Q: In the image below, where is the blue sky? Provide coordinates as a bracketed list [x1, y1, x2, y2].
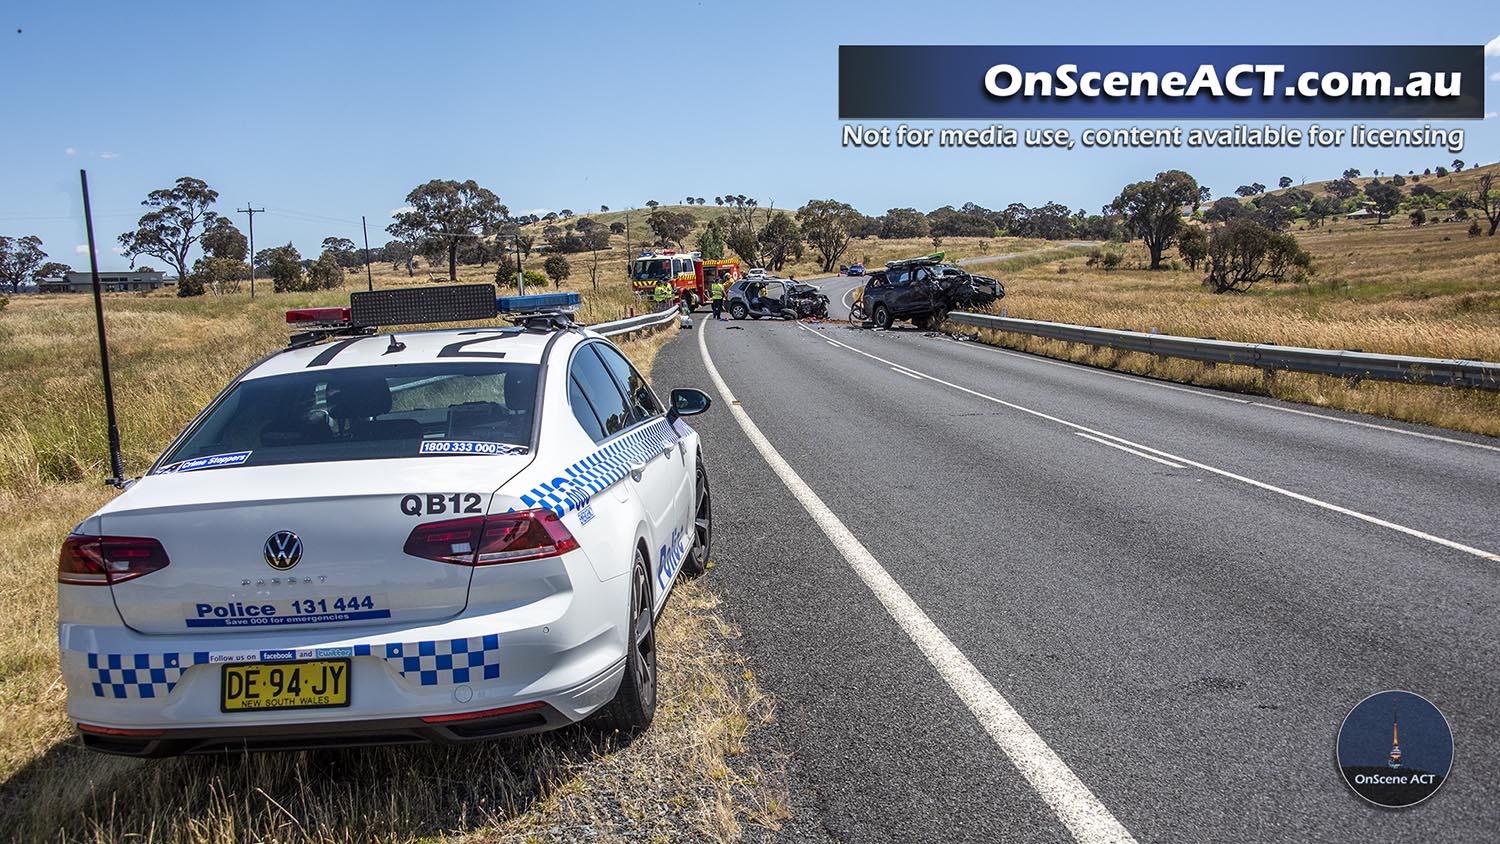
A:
[2, 1, 1496, 271]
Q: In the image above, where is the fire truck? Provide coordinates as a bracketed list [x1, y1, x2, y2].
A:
[630, 250, 741, 310]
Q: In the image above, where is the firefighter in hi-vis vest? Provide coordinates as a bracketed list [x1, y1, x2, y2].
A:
[652, 278, 672, 305]
[710, 271, 728, 320]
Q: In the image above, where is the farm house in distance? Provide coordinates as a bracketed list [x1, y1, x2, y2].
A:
[36, 270, 172, 293]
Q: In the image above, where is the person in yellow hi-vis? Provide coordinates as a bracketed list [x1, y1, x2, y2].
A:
[652, 279, 672, 305]
[709, 272, 728, 321]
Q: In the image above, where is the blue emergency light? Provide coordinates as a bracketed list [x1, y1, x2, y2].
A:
[497, 292, 581, 314]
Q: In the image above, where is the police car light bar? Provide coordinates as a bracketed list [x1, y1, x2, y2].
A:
[285, 287, 586, 347]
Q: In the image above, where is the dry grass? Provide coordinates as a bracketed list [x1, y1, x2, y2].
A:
[956, 222, 1500, 436]
[0, 281, 785, 843]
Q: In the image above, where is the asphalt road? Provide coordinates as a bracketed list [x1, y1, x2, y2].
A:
[652, 315, 1500, 843]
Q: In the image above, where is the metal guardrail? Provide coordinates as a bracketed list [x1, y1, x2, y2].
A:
[589, 305, 678, 340]
[946, 312, 1500, 391]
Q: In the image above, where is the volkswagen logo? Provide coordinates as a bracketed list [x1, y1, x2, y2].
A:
[263, 531, 303, 570]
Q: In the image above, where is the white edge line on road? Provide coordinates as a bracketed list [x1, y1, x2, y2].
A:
[948, 328, 1500, 453]
[1074, 432, 1185, 469]
[701, 322, 1137, 844]
[890, 366, 924, 379]
[805, 324, 1500, 562]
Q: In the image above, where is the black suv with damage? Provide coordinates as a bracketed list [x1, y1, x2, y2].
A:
[858, 254, 1004, 329]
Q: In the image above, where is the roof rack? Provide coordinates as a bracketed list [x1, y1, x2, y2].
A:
[885, 251, 946, 268]
[283, 285, 583, 347]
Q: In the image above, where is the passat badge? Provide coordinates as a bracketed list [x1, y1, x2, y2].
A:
[263, 531, 303, 570]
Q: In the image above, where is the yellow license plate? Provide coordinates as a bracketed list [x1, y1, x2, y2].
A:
[220, 659, 350, 712]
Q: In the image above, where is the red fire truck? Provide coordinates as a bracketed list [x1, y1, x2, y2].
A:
[630, 250, 742, 310]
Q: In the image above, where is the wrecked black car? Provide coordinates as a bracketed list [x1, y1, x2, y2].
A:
[855, 253, 1004, 329]
[726, 278, 831, 320]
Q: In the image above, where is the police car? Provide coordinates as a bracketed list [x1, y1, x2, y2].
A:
[57, 286, 714, 756]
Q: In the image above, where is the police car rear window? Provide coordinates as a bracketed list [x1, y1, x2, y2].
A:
[155, 362, 538, 473]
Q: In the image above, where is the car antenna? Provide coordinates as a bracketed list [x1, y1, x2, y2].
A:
[384, 333, 406, 354]
[80, 169, 126, 489]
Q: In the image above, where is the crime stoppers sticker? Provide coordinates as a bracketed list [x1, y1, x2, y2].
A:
[1336, 690, 1453, 808]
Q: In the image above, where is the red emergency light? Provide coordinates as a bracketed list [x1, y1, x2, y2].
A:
[285, 306, 352, 325]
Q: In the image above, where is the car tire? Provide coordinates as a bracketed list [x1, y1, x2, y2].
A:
[729, 302, 748, 320]
[595, 548, 657, 733]
[873, 304, 893, 330]
[683, 462, 711, 577]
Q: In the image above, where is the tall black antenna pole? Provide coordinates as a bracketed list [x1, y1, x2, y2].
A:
[361, 215, 374, 292]
[515, 233, 525, 296]
[81, 170, 125, 488]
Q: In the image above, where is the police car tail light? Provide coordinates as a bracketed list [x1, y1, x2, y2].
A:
[475, 510, 579, 564]
[403, 511, 578, 566]
[58, 534, 170, 585]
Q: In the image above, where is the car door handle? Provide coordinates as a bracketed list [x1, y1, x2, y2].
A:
[628, 461, 646, 482]
[660, 441, 675, 457]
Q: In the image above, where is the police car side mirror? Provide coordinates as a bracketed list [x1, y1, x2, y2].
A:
[668, 388, 712, 421]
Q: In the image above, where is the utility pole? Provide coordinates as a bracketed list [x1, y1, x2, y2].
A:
[361, 215, 374, 292]
[237, 205, 264, 297]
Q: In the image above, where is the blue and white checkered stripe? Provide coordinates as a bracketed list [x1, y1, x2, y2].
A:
[84, 634, 502, 698]
[87, 651, 198, 700]
[374, 634, 501, 686]
[519, 418, 680, 518]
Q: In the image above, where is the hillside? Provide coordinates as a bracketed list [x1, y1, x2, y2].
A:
[1257, 159, 1499, 201]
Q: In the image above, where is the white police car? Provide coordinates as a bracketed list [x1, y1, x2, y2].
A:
[57, 287, 713, 755]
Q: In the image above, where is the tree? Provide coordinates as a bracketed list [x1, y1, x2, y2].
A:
[600, 205, 609, 213]
[542, 254, 570, 288]
[1278, 176, 1294, 189]
[307, 252, 345, 289]
[321, 236, 359, 267]
[1204, 197, 1247, 224]
[1306, 196, 1339, 228]
[645, 200, 659, 209]
[1409, 209, 1426, 226]
[1198, 186, 1213, 205]
[1365, 182, 1403, 224]
[646, 208, 695, 248]
[1203, 218, 1312, 293]
[1328, 178, 1360, 200]
[192, 256, 248, 295]
[879, 207, 929, 239]
[1251, 192, 1301, 231]
[383, 240, 413, 275]
[1110, 170, 1199, 270]
[497, 266, 547, 289]
[757, 212, 803, 271]
[796, 199, 861, 273]
[1177, 225, 1208, 270]
[695, 219, 727, 259]
[609, 222, 625, 235]
[267, 243, 304, 292]
[1452, 160, 1465, 173]
[117, 176, 221, 286]
[388, 179, 507, 280]
[36, 260, 72, 281]
[1474, 174, 1499, 236]
[1234, 183, 1265, 197]
[0, 235, 46, 292]
[201, 218, 248, 261]
[1435, 166, 1449, 178]
[1343, 168, 1361, 180]
[714, 197, 723, 206]
[1391, 174, 1406, 186]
